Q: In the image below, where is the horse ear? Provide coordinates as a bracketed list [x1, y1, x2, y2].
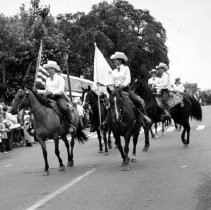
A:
[107, 87, 111, 94]
[24, 87, 29, 94]
[81, 87, 85, 92]
[88, 85, 91, 91]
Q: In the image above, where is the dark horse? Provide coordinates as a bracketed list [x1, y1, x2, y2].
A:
[107, 87, 143, 169]
[82, 86, 112, 153]
[133, 78, 202, 145]
[132, 79, 164, 150]
[11, 88, 88, 175]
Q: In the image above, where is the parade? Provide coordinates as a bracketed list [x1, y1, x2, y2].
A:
[0, 0, 211, 210]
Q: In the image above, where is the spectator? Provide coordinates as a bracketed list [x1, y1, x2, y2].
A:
[0, 114, 8, 153]
[73, 97, 85, 129]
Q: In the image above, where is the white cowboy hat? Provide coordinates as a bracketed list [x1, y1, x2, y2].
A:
[156, 62, 169, 71]
[175, 77, 181, 81]
[43, 60, 61, 72]
[151, 69, 157, 73]
[110, 52, 128, 62]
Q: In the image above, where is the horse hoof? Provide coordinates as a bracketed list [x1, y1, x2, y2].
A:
[108, 144, 113, 149]
[104, 152, 109, 156]
[98, 150, 103, 153]
[122, 164, 131, 171]
[67, 161, 74, 167]
[58, 165, 65, 171]
[143, 146, 149, 151]
[43, 171, 49, 176]
[131, 156, 137, 162]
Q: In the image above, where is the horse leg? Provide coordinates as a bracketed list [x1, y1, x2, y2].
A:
[96, 129, 103, 153]
[181, 120, 190, 145]
[54, 138, 65, 171]
[149, 123, 155, 138]
[143, 125, 150, 151]
[114, 135, 125, 164]
[61, 136, 72, 167]
[131, 132, 139, 162]
[186, 122, 191, 145]
[155, 122, 158, 136]
[162, 120, 165, 133]
[36, 135, 49, 175]
[122, 133, 131, 170]
[181, 124, 187, 145]
[108, 128, 113, 149]
[69, 135, 75, 166]
[102, 130, 108, 154]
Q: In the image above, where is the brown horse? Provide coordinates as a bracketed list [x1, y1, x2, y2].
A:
[10, 88, 87, 175]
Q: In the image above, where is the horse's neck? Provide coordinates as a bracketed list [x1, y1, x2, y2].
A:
[136, 87, 155, 104]
[28, 93, 47, 122]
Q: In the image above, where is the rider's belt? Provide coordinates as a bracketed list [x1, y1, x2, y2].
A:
[47, 94, 61, 100]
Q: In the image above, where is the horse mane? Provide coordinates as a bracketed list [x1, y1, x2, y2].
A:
[31, 91, 52, 108]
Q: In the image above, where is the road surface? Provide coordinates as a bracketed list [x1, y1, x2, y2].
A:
[0, 106, 210, 210]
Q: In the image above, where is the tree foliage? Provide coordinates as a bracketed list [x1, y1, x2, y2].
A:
[0, 0, 169, 102]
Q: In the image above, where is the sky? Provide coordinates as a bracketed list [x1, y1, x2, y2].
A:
[0, 0, 211, 89]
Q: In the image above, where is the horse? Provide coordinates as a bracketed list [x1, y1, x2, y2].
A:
[133, 78, 202, 145]
[10, 88, 88, 175]
[131, 79, 164, 150]
[82, 86, 112, 153]
[107, 87, 143, 170]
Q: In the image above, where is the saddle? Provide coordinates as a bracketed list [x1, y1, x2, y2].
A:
[156, 92, 184, 109]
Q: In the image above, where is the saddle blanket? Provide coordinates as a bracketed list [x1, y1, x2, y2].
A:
[156, 93, 183, 109]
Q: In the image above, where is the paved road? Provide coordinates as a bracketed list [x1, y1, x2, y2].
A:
[0, 106, 210, 210]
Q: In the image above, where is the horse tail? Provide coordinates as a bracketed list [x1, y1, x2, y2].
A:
[76, 124, 88, 143]
[186, 95, 202, 121]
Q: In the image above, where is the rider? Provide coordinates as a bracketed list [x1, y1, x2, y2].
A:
[172, 77, 185, 93]
[155, 62, 171, 117]
[105, 51, 151, 126]
[148, 69, 160, 94]
[34, 60, 74, 133]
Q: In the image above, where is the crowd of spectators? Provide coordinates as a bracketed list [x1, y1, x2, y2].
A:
[0, 104, 35, 153]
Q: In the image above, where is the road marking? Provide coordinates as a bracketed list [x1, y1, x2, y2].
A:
[196, 125, 205, 130]
[180, 165, 187, 168]
[4, 164, 12, 167]
[26, 168, 96, 210]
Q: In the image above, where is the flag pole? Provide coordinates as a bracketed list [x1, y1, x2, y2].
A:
[65, 52, 72, 102]
[94, 43, 102, 125]
[33, 40, 43, 88]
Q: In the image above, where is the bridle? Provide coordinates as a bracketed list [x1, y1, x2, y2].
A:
[17, 90, 28, 113]
[112, 92, 125, 123]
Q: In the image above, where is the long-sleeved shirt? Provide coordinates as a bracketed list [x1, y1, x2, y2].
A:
[110, 64, 131, 87]
[156, 72, 171, 91]
[172, 83, 185, 93]
[148, 76, 160, 87]
[37, 73, 65, 95]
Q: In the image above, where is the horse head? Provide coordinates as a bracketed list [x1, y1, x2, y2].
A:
[82, 85, 97, 109]
[107, 87, 125, 122]
[10, 88, 30, 114]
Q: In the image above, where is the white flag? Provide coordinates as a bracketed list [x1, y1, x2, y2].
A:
[94, 43, 113, 86]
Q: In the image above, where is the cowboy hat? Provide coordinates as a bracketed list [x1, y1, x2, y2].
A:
[43, 60, 61, 72]
[156, 62, 169, 71]
[110, 52, 128, 62]
[151, 69, 157, 73]
[175, 77, 181, 81]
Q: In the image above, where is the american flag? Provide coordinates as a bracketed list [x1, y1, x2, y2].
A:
[34, 41, 49, 89]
